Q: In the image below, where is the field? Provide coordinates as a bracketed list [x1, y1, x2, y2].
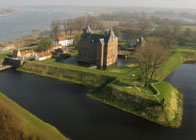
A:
[182, 25, 196, 31]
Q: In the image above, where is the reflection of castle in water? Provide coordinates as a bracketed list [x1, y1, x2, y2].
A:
[76, 26, 118, 68]
[58, 55, 133, 70]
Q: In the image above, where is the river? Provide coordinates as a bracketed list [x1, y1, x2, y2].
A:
[0, 7, 85, 42]
[0, 64, 196, 140]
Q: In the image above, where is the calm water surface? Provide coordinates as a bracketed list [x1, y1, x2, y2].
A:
[59, 55, 133, 69]
[0, 64, 196, 140]
[0, 8, 85, 42]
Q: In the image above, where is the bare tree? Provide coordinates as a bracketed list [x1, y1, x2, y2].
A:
[67, 19, 74, 36]
[134, 42, 168, 87]
[138, 18, 151, 35]
[156, 20, 182, 49]
[62, 19, 69, 35]
[50, 20, 61, 39]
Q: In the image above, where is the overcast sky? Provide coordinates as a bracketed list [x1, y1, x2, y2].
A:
[1, 0, 196, 9]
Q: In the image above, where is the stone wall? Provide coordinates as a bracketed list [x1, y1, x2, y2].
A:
[0, 58, 4, 68]
[4, 58, 24, 68]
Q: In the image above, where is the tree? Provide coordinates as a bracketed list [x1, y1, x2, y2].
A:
[37, 39, 53, 52]
[62, 19, 69, 35]
[178, 28, 194, 45]
[138, 18, 151, 35]
[50, 20, 61, 39]
[67, 19, 74, 36]
[134, 42, 168, 87]
[156, 20, 182, 49]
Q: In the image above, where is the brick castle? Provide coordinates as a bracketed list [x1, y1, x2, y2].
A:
[77, 26, 118, 67]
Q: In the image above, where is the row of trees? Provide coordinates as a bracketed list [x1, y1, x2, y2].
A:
[50, 16, 104, 39]
[154, 20, 196, 47]
[154, 20, 182, 49]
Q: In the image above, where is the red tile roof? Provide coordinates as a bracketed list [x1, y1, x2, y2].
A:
[21, 50, 34, 56]
[56, 36, 72, 42]
[37, 51, 52, 58]
[13, 49, 34, 56]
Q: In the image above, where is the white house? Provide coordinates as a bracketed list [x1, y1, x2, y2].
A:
[34, 51, 52, 61]
[52, 36, 73, 47]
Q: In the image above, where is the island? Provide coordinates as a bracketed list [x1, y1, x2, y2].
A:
[1, 9, 196, 139]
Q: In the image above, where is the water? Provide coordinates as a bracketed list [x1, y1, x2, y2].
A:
[0, 64, 196, 140]
[59, 55, 133, 69]
[0, 7, 85, 42]
[0, 46, 3, 50]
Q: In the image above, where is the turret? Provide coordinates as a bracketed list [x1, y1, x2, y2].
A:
[83, 25, 93, 34]
[139, 34, 145, 43]
[108, 29, 118, 40]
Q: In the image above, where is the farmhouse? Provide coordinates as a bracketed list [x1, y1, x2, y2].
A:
[77, 26, 118, 67]
[12, 49, 35, 60]
[52, 36, 73, 47]
[34, 51, 52, 61]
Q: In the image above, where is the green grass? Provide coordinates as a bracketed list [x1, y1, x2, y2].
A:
[68, 50, 78, 56]
[153, 81, 183, 127]
[18, 61, 115, 87]
[0, 92, 69, 140]
[182, 25, 196, 31]
[88, 80, 182, 127]
[146, 36, 160, 41]
[155, 52, 184, 80]
[0, 52, 12, 58]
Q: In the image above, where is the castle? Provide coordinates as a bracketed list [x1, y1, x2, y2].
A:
[77, 26, 118, 67]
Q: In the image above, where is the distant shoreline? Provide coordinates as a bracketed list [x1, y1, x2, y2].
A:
[0, 10, 20, 17]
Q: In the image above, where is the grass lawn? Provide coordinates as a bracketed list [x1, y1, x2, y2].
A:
[153, 81, 183, 127]
[0, 52, 12, 58]
[146, 36, 160, 41]
[182, 25, 196, 31]
[155, 52, 184, 80]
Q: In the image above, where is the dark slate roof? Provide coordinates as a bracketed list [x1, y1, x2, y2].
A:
[80, 26, 117, 45]
[83, 25, 93, 34]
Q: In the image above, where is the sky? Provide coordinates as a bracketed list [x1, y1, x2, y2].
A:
[1, 0, 196, 9]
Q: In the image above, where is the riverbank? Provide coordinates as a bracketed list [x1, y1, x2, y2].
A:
[18, 61, 115, 87]
[0, 10, 19, 17]
[88, 80, 183, 127]
[0, 92, 69, 140]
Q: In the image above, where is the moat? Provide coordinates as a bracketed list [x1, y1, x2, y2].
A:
[58, 55, 133, 69]
[0, 63, 196, 140]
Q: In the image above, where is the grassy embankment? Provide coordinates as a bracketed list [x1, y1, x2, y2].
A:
[17, 48, 193, 127]
[88, 79, 183, 127]
[0, 92, 69, 140]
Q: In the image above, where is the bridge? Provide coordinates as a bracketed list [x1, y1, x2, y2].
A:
[118, 53, 128, 59]
[0, 58, 24, 72]
[0, 65, 12, 71]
